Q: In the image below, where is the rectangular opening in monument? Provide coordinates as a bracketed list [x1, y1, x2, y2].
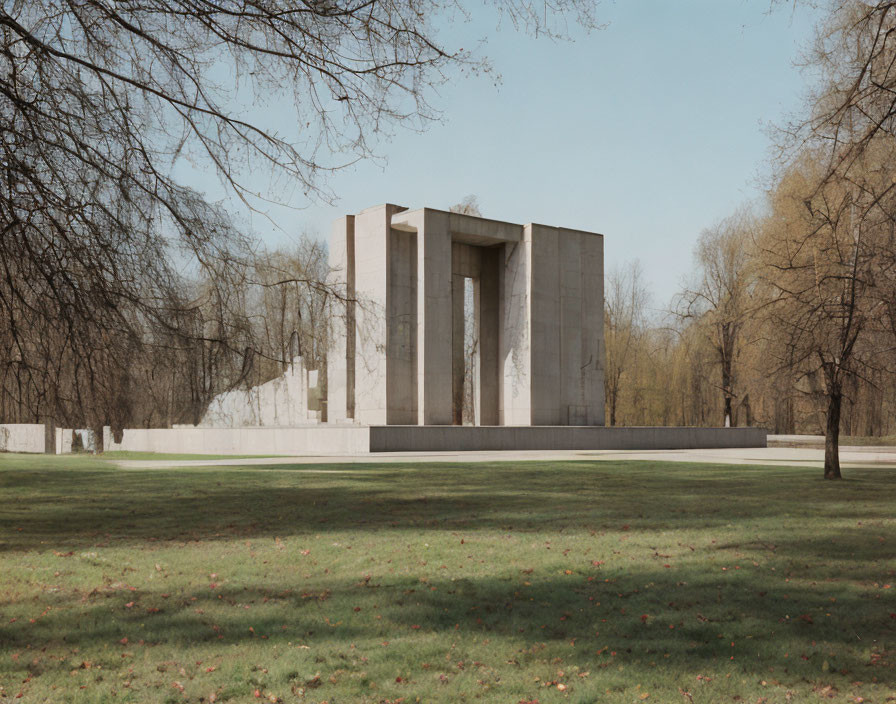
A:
[462, 276, 478, 425]
[451, 275, 483, 425]
[451, 241, 501, 426]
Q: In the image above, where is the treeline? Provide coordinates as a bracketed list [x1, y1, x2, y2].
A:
[606, 2, 896, 476]
[0, 234, 330, 435]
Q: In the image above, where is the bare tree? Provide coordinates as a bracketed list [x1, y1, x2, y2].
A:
[604, 260, 648, 426]
[676, 209, 757, 427]
[759, 153, 881, 479]
[0, 1, 598, 433]
[761, 0, 896, 477]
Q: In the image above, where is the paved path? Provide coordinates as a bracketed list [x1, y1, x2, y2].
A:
[112, 445, 896, 470]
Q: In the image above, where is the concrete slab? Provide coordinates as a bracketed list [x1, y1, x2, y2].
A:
[368, 425, 765, 452]
[0, 424, 47, 453]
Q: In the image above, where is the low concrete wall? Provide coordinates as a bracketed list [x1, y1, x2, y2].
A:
[104, 425, 370, 456]
[368, 426, 767, 452]
[0, 424, 47, 453]
[100, 424, 766, 456]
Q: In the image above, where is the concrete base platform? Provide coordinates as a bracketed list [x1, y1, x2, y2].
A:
[369, 425, 765, 452]
[104, 425, 370, 456]
[104, 424, 766, 455]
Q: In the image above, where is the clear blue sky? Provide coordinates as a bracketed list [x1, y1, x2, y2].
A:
[176, 1, 822, 308]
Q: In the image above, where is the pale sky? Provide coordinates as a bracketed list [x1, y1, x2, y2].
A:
[174, 1, 822, 309]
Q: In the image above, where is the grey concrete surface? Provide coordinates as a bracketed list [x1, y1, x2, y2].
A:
[368, 425, 766, 452]
[0, 423, 46, 453]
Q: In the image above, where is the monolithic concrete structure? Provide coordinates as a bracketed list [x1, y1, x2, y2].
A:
[327, 205, 605, 427]
[60, 204, 768, 457]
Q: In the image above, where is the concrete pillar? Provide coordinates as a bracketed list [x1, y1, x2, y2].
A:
[559, 229, 585, 424]
[386, 227, 417, 424]
[353, 205, 394, 425]
[530, 225, 562, 425]
[326, 215, 355, 422]
[415, 210, 453, 425]
[578, 230, 605, 425]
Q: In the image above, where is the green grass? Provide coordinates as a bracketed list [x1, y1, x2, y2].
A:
[0, 454, 893, 703]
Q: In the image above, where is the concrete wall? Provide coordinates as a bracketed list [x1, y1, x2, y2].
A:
[414, 209, 454, 425]
[368, 426, 767, 452]
[101, 424, 765, 455]
[327, 215, 355, 422]
[199, 357, 319, 427]
[104, 425, 370, 456]
[529, 225, 604, 426]
[0, 424, 47, 453]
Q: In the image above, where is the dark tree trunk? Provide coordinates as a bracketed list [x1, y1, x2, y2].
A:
[824, 391, 843, 480]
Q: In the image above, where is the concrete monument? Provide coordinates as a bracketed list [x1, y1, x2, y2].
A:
[327, 204, 605, 427]
[95, 204, 768, 455]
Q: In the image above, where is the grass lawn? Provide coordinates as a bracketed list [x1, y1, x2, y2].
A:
[0, 454, 893, 703]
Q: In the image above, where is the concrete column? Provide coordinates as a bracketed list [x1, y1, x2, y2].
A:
[386, 228, 417, 424]
[500, 234, 532, 425]
[477, 247, 501, 425]
[530, 224, 562, 425]
[416, 210, 453, 425]
[578, 230, 605, 425]
[451, 273, 465, 425]
[559, 229, 585, 424]
[353, 205, 394, 425]
[326, 216, 354, 422]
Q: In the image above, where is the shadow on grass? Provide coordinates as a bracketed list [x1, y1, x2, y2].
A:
[0, 461, 894, 553]
[1, 459, 894, 696]
[1, 563, 893, 686]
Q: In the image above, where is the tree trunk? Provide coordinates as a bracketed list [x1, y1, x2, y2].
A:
[824, 391, 843, 480]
